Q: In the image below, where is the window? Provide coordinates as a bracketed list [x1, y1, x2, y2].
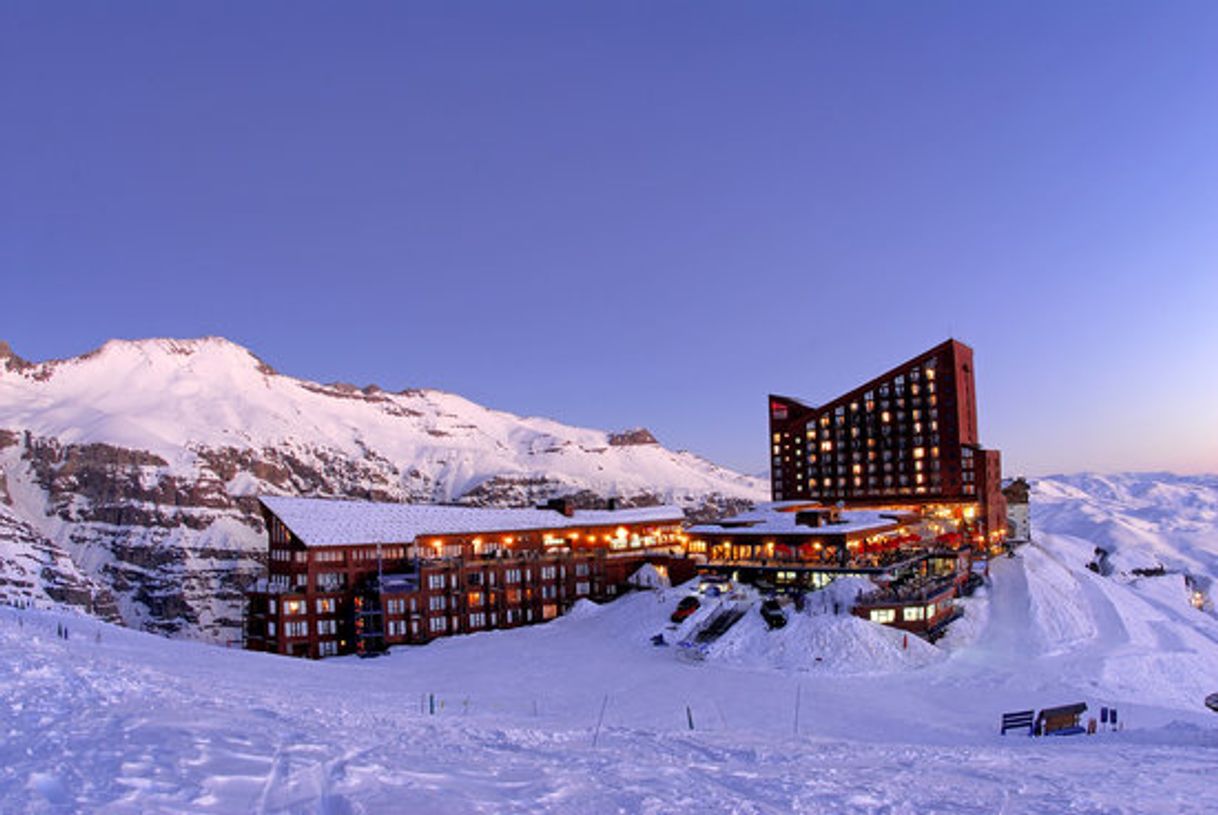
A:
[468, 612, 486, 628]
[506, 588, 522, 604]
[428, 573, 446, 590]
[869, 609, 896, 624]
[284, 620, 308, 638]
[467, 591, 484, 608]
[902, 606, 925, 622]
[316, 572, 343, 591]
[319, 641, 338, 657]
[505, 569, 521, 584]
[317, 619, 337, 635]
[429, 596, 447, 611]
[316, 598, 336, 614]
[267, 621, 277, 637]
[283, 600, 303, 616]
[429, 617, 447, 633]
[575, 581, 591, 595]
[575, 563, 589, 577]
[542, 604, 559, 620]
[541, 566, 557, 581]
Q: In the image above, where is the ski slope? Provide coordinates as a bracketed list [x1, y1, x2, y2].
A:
[4, 550, 1217, 813]
[4, 472, 1218, 812]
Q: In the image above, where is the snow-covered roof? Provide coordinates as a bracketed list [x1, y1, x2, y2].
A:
[687, 506, 900, 538]
[260, 496, 685, 548]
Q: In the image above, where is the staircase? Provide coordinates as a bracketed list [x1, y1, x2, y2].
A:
[677, 601, 751, 660]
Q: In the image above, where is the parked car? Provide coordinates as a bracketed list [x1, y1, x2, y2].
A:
[760, 599, 787, 630]
[697, 575, 733, 596]
[671, 596, 701, 623]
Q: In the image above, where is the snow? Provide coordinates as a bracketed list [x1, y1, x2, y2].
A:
[4, 403, 1218, 814]
[259, 495, 685, 548]
[0, 337, 768, 503]
[687, 505, 900, 537]
[6, 467, 1218, 814]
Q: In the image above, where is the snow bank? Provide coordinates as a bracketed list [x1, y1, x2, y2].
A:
[707, 603, 943, 674]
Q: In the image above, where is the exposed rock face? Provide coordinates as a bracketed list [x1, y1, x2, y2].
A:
[0, 337, 767, 642]
[0, 506, 122, 621]
[0, 341, 34, 374]
[608, 428, 660, 446]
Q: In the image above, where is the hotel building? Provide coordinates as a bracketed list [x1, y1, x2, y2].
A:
[767, 339, 1007, 552]
[244, 496, 690, 659]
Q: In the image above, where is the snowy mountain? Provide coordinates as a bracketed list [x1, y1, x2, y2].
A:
[0, 337, 765, 640]
[1034, 472, 1218, 582]
[4, 472, 1218, 813]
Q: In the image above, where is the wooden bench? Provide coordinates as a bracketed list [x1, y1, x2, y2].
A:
[1001, 709, 1035, 735]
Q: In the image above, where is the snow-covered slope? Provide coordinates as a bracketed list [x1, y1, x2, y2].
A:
[1017, 473, 1218, 711]
[0, 337, 765, 639]
[4, 551, 1217, 813]
[4, 470, 1216, 812]
[1034, 472, 1218, 581]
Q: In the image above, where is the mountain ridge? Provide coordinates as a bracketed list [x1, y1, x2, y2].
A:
[0, 335, 765, 641]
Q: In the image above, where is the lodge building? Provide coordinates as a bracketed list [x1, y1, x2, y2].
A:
[687, 501, 974, 637]
[243, 339, 1008, 655]
[244, 496, 692, 659]
[678, 338, 1007, 638]
[767, 339, 1007, 554]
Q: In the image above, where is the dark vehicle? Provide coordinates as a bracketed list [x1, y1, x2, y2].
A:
[671, 596, 701, 624]
[760, 599, 787, 630]
[1205, 692, 1218, 713]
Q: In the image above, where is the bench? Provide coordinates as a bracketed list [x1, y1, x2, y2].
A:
[1001, 709, 1035, 735]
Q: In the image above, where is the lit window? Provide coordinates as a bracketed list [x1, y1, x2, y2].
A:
[869, 609, 896, 624]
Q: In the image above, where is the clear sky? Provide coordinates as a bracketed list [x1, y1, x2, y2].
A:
[3, 2, 1216, 477]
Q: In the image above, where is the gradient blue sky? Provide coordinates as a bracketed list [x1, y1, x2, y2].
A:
[3, 2, 1217, 476]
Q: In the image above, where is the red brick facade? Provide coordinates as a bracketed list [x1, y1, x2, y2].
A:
[767, 339, 1006, 548]
[244, 502, 692, 659]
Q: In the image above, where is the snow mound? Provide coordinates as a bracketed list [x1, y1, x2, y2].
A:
[706, 603, 944, 675]
[628, 562, 670, 589]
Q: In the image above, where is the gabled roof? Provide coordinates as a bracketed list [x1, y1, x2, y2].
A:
[259, 495, 685, 548]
